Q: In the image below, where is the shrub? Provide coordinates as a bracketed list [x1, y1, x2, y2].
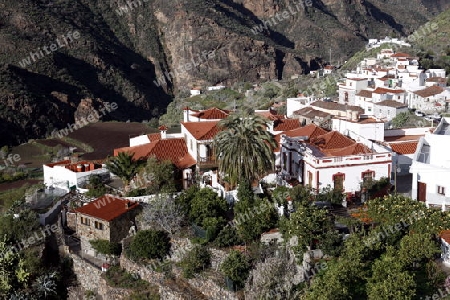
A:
[89, 239, 122, 256]
[180, 245, 211, 278]
[129, 230, 171, 261]
[214, 226, 242, 247]
[220, 250, 251, 290]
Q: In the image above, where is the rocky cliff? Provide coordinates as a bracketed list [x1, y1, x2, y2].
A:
[0, 0, 448, 145]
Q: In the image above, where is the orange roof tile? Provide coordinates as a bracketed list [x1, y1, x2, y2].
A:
[356, 90, 373, 98]
[182, 121, 221, 140]
[389, 141, 418, 155]
[372, 87, 405, 94]
[375, 100, 407, 108]
[413, 86, 445, 98]
[310, 131, 354, 150]
[147, 133, 161, 142]
[391, 52, 411, 58]
[426, 77, 447, 83]
[441, 230, 450, 244]
[75, 195, 139, 221]
[114, 138, 196, 169]
[325, 143, 372, 156]
[284, 124, 328, 140]
[273, 119, 301, 131]
[191, 108, 230, 120]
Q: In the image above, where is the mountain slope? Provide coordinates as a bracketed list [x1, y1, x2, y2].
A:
[0, 0, 449, 146]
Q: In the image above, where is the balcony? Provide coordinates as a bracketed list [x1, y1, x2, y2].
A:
[197, 156, 217, 169]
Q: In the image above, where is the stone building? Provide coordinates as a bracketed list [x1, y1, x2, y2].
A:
[74, 195, 140, 256]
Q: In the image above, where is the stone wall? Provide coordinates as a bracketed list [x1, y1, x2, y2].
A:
[70, 253, 102, 293]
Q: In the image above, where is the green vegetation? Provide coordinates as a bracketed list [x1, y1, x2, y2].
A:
[85, 175, 108, 198]
[104, 266, 160, 299]
[89, 239, 122, 256]
[105, 152, 140, 187]
[214, 114, 277, 186]
[220, 250, 251, 290]
[180, 245, 211, 279]
[129, 230, 171, 261]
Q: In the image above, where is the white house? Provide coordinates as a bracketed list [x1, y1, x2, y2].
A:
[190, 88, 202, 96]
[373, 100, 408, 121]
[407, 86, 450, 111]
[278, 124, 392, 194]
[410, 118, 450, 210]
[43, 159, 110, 192]
[286, 96, 315, 117]
[332, 116, 385, 142]
[338, 78, 369, 105]
[207, 85, 226, 91]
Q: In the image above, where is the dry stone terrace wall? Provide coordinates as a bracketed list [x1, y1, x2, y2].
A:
[70, 253, 102, 293]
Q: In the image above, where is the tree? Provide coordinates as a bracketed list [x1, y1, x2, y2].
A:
[105, 152, 139, 187]
[391, 111, 410, 128]
[245, 250, 300, 300]
[214, 114, 277, 186]
[140, 195, 185, 236]
[180, 245, 211, 278]
[220, 250, 250, 290]
[89, 239, 121, 256]
[134, 157, 176, 194]
[129, 230, 171, 261]
[85, 175, 107, 198]
[189, 188, 228, 227]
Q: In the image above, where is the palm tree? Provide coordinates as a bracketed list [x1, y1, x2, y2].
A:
[105, 152, 139, 187]
[214, 114, 277, 187]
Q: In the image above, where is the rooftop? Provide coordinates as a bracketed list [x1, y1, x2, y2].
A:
[413, 86, 445, 98]
[75, 195, 139, 222]
[388, 141, 418, 155]
[273, 119, 301, 131]
[375, 100, 408, 108]
[181, 121, 221, 140]
[114, 138, 196, 169]
[191, 108, 230, 120]
[310, 101, 364, 113]
[372, 87, 405, 94]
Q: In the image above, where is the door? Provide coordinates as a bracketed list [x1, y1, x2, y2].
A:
[417, 182, 426, 202]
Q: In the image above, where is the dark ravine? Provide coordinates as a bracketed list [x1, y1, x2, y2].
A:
[0, 0, 449, 146]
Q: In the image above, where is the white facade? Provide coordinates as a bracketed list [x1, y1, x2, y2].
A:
[410, 118, 450, 211]
[207, 85, 226, 91]
[130, 135, 151, 147]
[43, 161, 110, 192]
[338, 78, 369, 105]
[373, 102, 408, 121]
[286, 96, 315, 117]
[332, 118, 385, 142]
[190, 89, 201, 96]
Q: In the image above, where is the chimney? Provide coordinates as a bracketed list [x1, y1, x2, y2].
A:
[158, 125, 168, 139]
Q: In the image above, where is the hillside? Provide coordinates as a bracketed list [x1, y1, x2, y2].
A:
[0, 0, 449, 146]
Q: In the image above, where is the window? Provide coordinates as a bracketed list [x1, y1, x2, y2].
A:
[81, 217, 90, 226]
[308, 171, 313, 187]
[344, 92, 349, 102]
[362, 170, 374, 185]
[333, 173, 345, 191]
[94, 221, 103, 230]
[438, 186, 446, 195]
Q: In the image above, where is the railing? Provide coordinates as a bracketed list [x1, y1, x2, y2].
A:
[197, 156, 217, 167]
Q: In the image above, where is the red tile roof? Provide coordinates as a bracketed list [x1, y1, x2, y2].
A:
[75, 195, 139, 221]
[356, 90, 373, 98]
[147, 133, 161, 142]
[284, 124, 328, 140]
[391, 52, 411, 58]
[389, 141, 418, 155]
[441, 230, 450, 244]
[375, 100, 407, 108]
[114, 138, 196, 169]
[310, 131, 355, 150]
[182, 121, 221, 140]
[426, 77, 447, 83]
[372, 87, 405, 94]
[191, 108, 230, 120]
[413, 86, 445, 98]
[324, 143, 372, 156]
[273, 119, 301, 131]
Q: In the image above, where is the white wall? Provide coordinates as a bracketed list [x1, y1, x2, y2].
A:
[181, 125, 198, 160]
[332, 118, 385, 142]
[304, 157, 391, 193]
[129, 135, 150, 147]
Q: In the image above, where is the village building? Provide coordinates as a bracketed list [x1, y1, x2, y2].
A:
[277, 124, 392, 195]
[43, 159, 109, 192]
[410, 118, 450, 211]
[74, 195, 140, 256]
